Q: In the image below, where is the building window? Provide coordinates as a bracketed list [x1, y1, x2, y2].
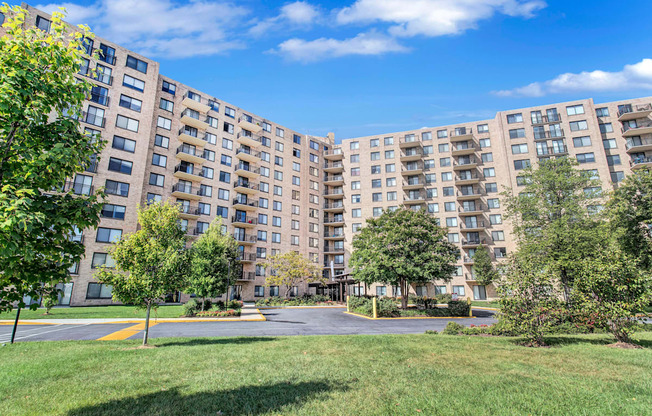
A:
[91, 252, 116, 269]
[86, 283, 113, 299]
[122, 74, 145, 92]
[606, 155, 621, 166]
[511, 143, 528, 154]
[107, 157, 132, 175]
[254, 286, 264, 297]
[376, 286, 387, 297]
[126, 55, 148, 73]
[572, 136, 592, 147]
[506, 113, 523, 124]
[154, 134, 169, 149]
[96, 227, 122, 243]
[152, 153, 167, 167]
[599, 123, 614, 134]
[610, 171, 625, 183]
[162, 81, 176, 95]
[566, 104, 584, 116]
[569, 120, 588, 131]
[149, 173, 165, 187]
[352, 208, 361, 218]
[112, 136, 136, 153]
[576, 153, 595, 164]
[159, 98, 174, 112]
[116, 115, 138, 132]
[101, 204, 126, 220]
[513, 159, 530, 170]
[596, 107, 609, 117]
[509, 128, 525, 139]
[36, 15, 51, 31]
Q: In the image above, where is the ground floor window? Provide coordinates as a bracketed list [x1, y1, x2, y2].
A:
[269, 286, 279, 297]
[86, 283, 112, 299]
[435, 285, 447, 295]
[376, 286, 386, 297]
[290, 286, 298, 297]
[254, 286, 264, 297]
[392, 286, 401, 297]
[352, 285, 365, 296]
[56, 283, 73, 305]
[415, 286, 427, 296]
[473, 285, 487, 300]
[452, 285, 465, 297]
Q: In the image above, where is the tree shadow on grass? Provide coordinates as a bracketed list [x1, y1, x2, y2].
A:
[153, 337, 278, 348]
[67, 380, 349, 416]
[507, 335, 652, 348]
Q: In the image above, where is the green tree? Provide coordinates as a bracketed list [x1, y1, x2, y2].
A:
[574, 245, 652, 344]
[471, 245, 499, 286]
[502, 157, 606, 303]
[263, 251, 323, 298]
[187, 217, 240, 310]
[349, 207, 458, 309]
[608, 169, 652, 270]
[96, 202, 189, 345]
[0, 6, 105, 317]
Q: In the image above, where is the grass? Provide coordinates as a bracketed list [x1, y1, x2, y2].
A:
[471, 300, 501, 309]
[1, 333, 651, 415]
[0, 305, 184, 320]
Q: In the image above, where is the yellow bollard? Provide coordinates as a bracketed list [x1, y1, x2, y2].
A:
[346, 295, 350, 312]
[467, 298, 472, 317]
[372, 297, 378, 319]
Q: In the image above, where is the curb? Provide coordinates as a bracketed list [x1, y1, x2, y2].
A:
[343, 311, 475, 320]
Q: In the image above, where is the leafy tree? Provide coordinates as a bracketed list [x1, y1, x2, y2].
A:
[186, 217, 240, 310]
[471, 245, 499, 286]
[0, 6, 105, 316]
[497, 253, 566, 347]
[263, 251, 322, 298]
[574, 246, 652, 344]
[502, 157, 606, 303]
[349, 207, 458, 309]
[96, 202, 189, 345]
[607, 169, 652, 270]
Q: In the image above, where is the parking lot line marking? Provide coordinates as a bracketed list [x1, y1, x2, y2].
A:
[0, 324, 92, 343]
[97, 322, 157, 341]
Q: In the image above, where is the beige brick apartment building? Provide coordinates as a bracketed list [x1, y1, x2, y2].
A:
[5, 5, 652, 305]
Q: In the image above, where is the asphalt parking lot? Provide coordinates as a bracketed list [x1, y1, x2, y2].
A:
[1, 307, 497, 343]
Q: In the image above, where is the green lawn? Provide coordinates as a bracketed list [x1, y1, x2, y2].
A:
[1, 333, 651, 415]
[471, 300, 501, 309]
[0, 305, 184, 320]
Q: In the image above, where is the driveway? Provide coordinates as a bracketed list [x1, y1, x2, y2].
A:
[1, 307, 497, 343]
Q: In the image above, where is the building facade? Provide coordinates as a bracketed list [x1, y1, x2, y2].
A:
[6, 5, 652, 305]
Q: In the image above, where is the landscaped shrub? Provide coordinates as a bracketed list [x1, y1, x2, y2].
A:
[227, 300, 243, 310]
[434, 293, 453, 304]
[442, 321, 466, 335]
[349, 296, 373, 310]
[377, 297, 400, 317]
[202, 299, 212, 311]
[447, 300, 470, 317]
[42, 297, 56, 314]
[196, 309, 240, 318]
[255, 295, 337, 307]
[425, 330, 438, 335]
[183, 299, 200, 317]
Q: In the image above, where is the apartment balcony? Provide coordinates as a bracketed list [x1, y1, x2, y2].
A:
[182, 92, 210, 113]
[400, 148, 423, 161]
[192, 227, 209, 236]
[324, 217, 345, 226]
[180, 109, 209, 130]
[403, 194, 426, 205]
[324, 148, 344, 161]
[232, 197, 258, 211]
[323, 188, 345, 199]
[465, 273, 480, 283]
[622, 122, 652, 137]
[461, 238, 486, 248]
[238, 115, 264, 133]
[455, 173, 482, 185]
[237, 252, 256, 263]
[172, 183, 201, 200]
[178, 128, 206, 147]
[399, 137, 422, 149]
[236, 132, 262, 148]
[451, 143, 478, 156]
[449, 128, 473, 142]
[534, 130, 565, 141]
[176, 146, 204, 164]
[461, 221, 487, 232]
[233, 233, 257, 245]
[235, 163, 260, 179]
[458, 204, 485, 216]
[323, 246, 345, 254]
[531, 114, 562, 125]
[231, 215, 258, 228]
[402, 179, 426, 190]
[401, 163, 424, 176]
[626, 139, 652, 153]
[631, 156, 652, 170]
[618, 103, 652, 121]
[324, 202, 345, 212]
[178, 205, 200, 220]
[238, 271, 256, 281]
[233, 180, 259, 195]
[323, 262, 345, 269]
[453, 158, 478, 170]
[235, 147, 262, 163]
[463, 257, 475, 265]
[324, 175, 344, 186]
[173, 164, 205, 182]
[324, 231, 345, 240]
[537, 146, 569, 158]
[324, 161, 344, 173]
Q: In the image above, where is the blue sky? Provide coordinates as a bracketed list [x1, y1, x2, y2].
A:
[35, 0, 652, 141]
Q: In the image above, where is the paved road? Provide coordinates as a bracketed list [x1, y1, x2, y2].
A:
[0, 308, 497, 343]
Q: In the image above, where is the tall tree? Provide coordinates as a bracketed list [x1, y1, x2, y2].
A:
[263, 251, 322, 298]
[607, 169, 652, 270]
[349, 207, 458, 309]
[186, 218, 240, 310]
[472, 245, 499, 286]
[0, 6, 104, 317]
[501, 157, 606, 303]
[96, 202, 189, 345]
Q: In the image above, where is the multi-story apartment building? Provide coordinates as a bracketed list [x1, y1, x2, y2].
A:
[6, 5, 652, 305]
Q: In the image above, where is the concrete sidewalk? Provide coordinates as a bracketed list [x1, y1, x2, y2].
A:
[0, 307, 266, 325]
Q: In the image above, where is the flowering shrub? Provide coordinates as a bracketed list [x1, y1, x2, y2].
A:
[255, 295, 336, 306]
[196, 309, 240, 318]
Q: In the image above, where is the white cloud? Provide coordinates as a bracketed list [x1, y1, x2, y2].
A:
[274, 31, 409, 62]
[337, 0, 546, 37]
[250, 1, 320, 37]
[494, 59, 652, 97]
[36, 0, 249, 58]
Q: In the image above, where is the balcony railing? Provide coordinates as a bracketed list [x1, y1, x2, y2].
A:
[233, 233, 257, 244]
[537, 145, 568, 156]
[454, 158, 477, 167]
[459, 203, 485, 212]
[240, 271, 256, 281]
[631, 156, 652, 166]
[324, 231, 345, 238]
[452, 143, 477, 152]
[237, 252, 257, 262]
[531, 114, 562, 125]
[324, 217, 344, 224]
[323, 188, 344, 196]
[184, 91, 202, 103]
[462, 238, 486, 246]
[461, 221, 485, 229]
[233, 180, 259, 191]
[233, 198, 259, 208]
[179, 205, 200, 216]
[236, 132, 262, 144]
[324, 175, 344, 182]
[172, 183, 195, 195]
[401, 149, 424, 157]
[235, 163, 260, 175]
[450, 127, 472, 137]
[324, 149, 343, 157]
[174, 164, 208, 178]
[324, 161, 344, 169]
[618, 103, 652, 117]
[231, 216, 258, 225]
[324, 202, 344, 209]
[626, 139, 652, 150]
[181, 108, 202, 121]
[455, 173, 482, 181]
[235, 147, 261, 158]
[622, 121, 652, 134]
[177, 145, 200, 157]
[534, 129, 565, 140]
[404, 193, 426, 201]
[179, 127, 199, 138]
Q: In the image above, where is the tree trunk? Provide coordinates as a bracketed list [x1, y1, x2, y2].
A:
[143, 303, 152, 345]
[401, 279, 408, 310]
[10, 306, 21, 344]
[202, 296, 206, 312]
